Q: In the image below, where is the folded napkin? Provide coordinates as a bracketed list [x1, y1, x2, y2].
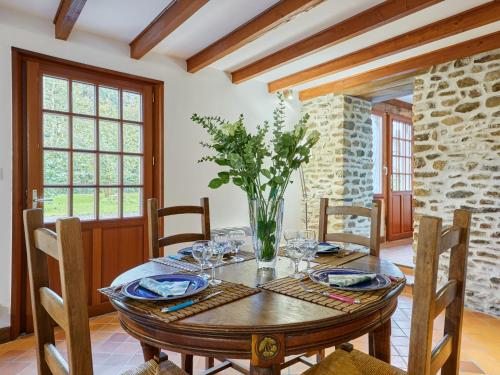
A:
[139, 278, 190, 297]
[328, 273, 376, 287]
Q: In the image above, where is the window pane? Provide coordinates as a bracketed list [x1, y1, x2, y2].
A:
[73, 152, 96, 185]
[392, 156, 398, 173]
[73, 188, 96, 220]
[99, 120, 120, 151]
[72, 81, 95, 115]
[99, 154, 120, 185]
[407, 175, 412, 190]
[43, 76, 69, 112]
[123, 91, 142, 122]
[123, 123, 142, 153]
[73, 117, 96, 150]
[44, 151, 69, 185]
[405, 158, 411, 174]
[399, 175, 405, 191]
[99, 86, 120, 119]
[43, 113, 69, 148]
[392, 176, 397, 191]
[123, 187, 142, 217]
[99, 188, 119, 219]
[43, 188, 69, 223]
[123, 155, 142, 185]
[371, 114, 382, 195]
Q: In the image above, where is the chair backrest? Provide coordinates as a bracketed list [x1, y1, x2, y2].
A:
[408, 209, 472, 375]
[147, 197, 211, 258]
[23, 209, 93, 375]
[318, 199, 382, 257]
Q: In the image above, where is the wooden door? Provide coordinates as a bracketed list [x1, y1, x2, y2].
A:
[387, 114, 413, 241]
[22, 59, 155, 330]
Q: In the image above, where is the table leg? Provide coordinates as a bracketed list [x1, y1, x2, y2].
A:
[369, 318, 391, 363]
[181, 353, 193, 375]
[140, 341, 160, 362]
[250, 334, 284, 375]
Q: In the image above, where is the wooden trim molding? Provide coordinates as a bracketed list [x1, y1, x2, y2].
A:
[0, 326, 10, 344]
[299, 31, 500, 101]
[53, 0, 87, 40]
[231, 0, 443, 84]
[130, 0, 209, 59]
[187, 0, 323, 73]
[268, 1, 500, 92]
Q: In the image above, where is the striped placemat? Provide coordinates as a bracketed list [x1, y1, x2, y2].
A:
[99, 280, 260, 323]
[259, 275, 405, 314]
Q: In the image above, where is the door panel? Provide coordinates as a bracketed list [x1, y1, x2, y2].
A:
[387, 114, 413, 241]
[23, 59, 155, 329]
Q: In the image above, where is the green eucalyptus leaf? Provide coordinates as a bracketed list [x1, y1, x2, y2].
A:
[208, 178, 224, 189]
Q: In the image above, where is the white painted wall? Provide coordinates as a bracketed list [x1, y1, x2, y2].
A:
[0, 9, 302, 328]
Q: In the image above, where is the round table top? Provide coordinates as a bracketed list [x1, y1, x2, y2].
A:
[111, 254, 404, 335]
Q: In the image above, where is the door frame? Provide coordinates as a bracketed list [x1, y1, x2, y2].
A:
[371, 109, 388, 243]
[10, 48, 164, 339]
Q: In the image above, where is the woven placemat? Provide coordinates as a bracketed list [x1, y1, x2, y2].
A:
[99, 280, 260, 323]
[279, 248, 367, 266]
[259, 274, 405, 314]
[151, 251, 255, 271]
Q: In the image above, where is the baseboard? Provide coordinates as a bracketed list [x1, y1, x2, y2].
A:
[0, 326, 11, 344]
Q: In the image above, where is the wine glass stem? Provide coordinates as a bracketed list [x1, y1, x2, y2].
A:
[307, 259, 311, 271]
[294, 260, 299, 274]
[211, 262, 216, 280]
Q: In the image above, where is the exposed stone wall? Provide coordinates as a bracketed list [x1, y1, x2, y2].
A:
[301, 94, 373, 243]
[412, 48, 500, 316]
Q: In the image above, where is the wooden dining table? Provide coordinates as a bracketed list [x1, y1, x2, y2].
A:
[111, 254, 405, 375]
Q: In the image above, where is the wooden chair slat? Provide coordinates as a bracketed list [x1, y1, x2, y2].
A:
[326, 205, 371, 217]
[318, 198, 381, 257]
[159, 233, 206, 248]
[44, 343, 69, 375]
[159, 205, 204, 216]
[433, 280, 457, 319]
[325, 233, 371, 248]
[439, 226, 461, 254]
[430, 334, 453, 375]
[39, 287, 67, 331]
[34, 228, 59, 260]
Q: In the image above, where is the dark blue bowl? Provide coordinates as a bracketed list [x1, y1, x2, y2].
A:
[121, 274, 208, 301]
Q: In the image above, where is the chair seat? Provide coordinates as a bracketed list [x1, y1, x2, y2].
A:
[121, 359, 188, 375]
[303, 348, 406, 375]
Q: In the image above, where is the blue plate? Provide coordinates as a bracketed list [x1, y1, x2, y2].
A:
[316, 242, 341, 255]
[309, 268, 391, 291]
[121, 274, 208, 301]
[178, 247, 192, 256]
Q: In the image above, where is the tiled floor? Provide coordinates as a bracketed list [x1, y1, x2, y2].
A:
[0, 288, 498, 374]
[380, 238, 414, 269]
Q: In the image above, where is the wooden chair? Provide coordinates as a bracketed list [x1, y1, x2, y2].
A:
[23, 208, 186, 375]
[147, 197, 213, 370]
[304, 209, 472, 375]
[318, 198, 382, 257]
[147, 197, 211, 259]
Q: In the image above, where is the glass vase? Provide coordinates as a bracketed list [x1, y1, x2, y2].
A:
[249, 198, 284, 270]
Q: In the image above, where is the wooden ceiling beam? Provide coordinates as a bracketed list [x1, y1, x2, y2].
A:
[186, 0, 324, 73]
[230, 0, 443, 84]
[269, 1, 500, 92]
[299, 31, 500, 101]
[130, 0, 209, 60]
[53, 0, 87, 40]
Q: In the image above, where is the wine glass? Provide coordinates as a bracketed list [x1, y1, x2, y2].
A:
[209, 236, 227, 286]
[229, 229, 246, 262]
[286, 239, 306, 279]
[283, 230, 299, 244]
[192, 240, 212, 280]
[213, 233, 229, 266]
[299, 229, 316, 241]
[299, 230, 318, 273]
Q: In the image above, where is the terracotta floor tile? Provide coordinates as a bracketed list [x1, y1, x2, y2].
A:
[1, 294, 499, 374]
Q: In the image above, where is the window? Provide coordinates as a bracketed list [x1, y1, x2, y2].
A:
[391, 120, 412, 192]
[371, 113, 383, 195]
[42, 75, 144, 222]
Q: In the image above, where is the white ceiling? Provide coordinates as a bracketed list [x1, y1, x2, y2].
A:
[0, 0, 496, 96]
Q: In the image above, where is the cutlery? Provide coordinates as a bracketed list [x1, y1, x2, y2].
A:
[168, 254, 185, 261]
[300, 283, 360, 304]
[161, 291, 223, 313]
